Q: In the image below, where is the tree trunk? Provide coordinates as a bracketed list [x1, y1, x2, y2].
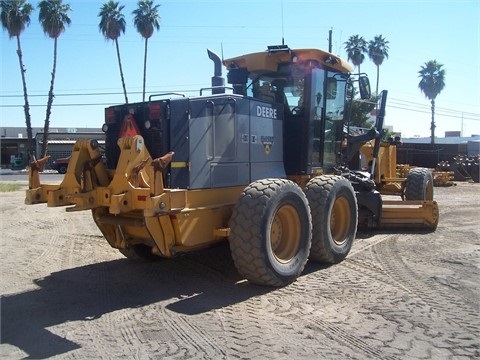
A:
[430, 99, 436, 144]
[41, 38, 58, 158]
[142, 37, 148, 102]
[16, 35, 34, 159]
[376, 65, 380, 95]
[116, 39, 128, 104]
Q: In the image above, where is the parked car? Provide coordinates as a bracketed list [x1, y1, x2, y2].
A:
[51, 157, 70, 174]
[51, 155, 107, 174]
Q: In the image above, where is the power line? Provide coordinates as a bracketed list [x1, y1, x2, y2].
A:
[389, 97, 480, 118]
[1, 91, 479, 122]
[0, 88, 204, 98]
[387, 104, 480, 121]
[1, 102, 118, 108]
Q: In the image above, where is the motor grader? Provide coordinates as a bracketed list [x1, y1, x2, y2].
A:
[26, 45, 438, 287]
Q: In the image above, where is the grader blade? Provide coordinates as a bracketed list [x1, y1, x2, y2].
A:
[379, 200, 439, 230]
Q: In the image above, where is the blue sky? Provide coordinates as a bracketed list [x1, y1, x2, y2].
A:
[1, 0, 479, 138]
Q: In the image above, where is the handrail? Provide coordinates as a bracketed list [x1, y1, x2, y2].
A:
[149, 93, 185, 101]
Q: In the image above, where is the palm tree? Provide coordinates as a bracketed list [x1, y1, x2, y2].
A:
[98, 1, 128, 104]
[368, 35, 389, 95]
[132, 0, 160, 102]
[344, 34, 367, 76]
[38, 0, 71, 158]
[1, 0, 34, 158]
[418, 60, 446, 144]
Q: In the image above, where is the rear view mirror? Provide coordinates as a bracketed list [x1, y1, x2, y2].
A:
[359, 76, 371, 99]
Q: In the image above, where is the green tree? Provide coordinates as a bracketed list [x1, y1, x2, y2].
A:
[38, 0, 71, 157]
[98, 1, 128, 104]
[132, 0, 160, 102]
[346, 92, 379, 128]
[418, 60, 446, 144]
[368, 35, 389, 95]
[344, 34, 367, 76]
[1, 0, 34, 157]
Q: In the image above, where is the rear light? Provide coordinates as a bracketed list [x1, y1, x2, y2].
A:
[105, 108, 116, 123]
[149, 103, 162, 120]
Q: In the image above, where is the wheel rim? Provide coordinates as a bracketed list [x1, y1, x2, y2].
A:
[270, 204, 301, 263]
[330, 196, 351, 246]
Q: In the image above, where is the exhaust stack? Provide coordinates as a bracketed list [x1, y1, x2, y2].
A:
[207, 49, 225, 94]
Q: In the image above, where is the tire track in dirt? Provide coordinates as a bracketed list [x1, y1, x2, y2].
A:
[165, 251, 288, 358]
[164, 311, 226, 358]
[219, 299, 292, 359]
[349, 233, 396, 257]
[74, 251, 233, 359]
[304, 317, 397, 360]
[371, 237, 480, 357]
[3, 217, 67, 285]
[263, 273, 402, 359]
[2, 185, 480, 359]
[168, 254, 254, 358]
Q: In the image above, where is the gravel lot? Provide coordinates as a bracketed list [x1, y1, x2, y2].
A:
[0, 181, 479, 359]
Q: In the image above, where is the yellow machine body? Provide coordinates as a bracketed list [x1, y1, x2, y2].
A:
[24, 45, 439, 286]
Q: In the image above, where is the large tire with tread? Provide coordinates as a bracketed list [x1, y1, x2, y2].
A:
[119, 244, 161, 262]
[229, 178, 312, 287]
[405, 167, 434, 201]
[305, 175, 357, 263]
[470, 160, 479, 183]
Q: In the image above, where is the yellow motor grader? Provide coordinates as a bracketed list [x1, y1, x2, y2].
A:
[26, 45, 438, 286]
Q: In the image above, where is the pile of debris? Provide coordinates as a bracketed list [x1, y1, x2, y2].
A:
[396, 155, 479, 187]
[436, 155, 479, 184]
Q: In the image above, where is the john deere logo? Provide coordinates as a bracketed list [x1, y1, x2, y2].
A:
[261, 135, 274, 155]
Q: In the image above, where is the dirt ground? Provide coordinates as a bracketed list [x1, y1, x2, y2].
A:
[0, 181, 479, 359]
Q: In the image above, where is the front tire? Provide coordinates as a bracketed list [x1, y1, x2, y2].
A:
[305, 175, 357, 263]
[229, 179, 312, 287]
[405, 168, 434, 200]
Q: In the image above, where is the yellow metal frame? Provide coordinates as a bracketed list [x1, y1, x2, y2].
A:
[26, 133, 440, 259]
[26, 136, 243, 257]
[360, 141, 405, 196]
[224, 48, 353, 73]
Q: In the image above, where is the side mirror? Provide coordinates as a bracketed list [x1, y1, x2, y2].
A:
[358, 76, 371, 99]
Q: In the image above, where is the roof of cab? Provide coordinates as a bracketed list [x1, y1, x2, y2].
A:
[223, 47, 353, 74]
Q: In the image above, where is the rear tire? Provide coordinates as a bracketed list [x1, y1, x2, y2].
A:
[58, 165, 67, 174]
[405, 168, 434, 200]
[229, 178, 312, 287]
[305, 175, 357, 263]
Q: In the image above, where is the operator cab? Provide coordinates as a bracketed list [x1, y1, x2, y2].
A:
[224, 45, 370, 176]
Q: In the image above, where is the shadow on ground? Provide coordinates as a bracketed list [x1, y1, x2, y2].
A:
[1, 242, 330, 358]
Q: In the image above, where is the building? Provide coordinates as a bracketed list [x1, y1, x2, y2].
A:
[0, 127, 103, 169]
